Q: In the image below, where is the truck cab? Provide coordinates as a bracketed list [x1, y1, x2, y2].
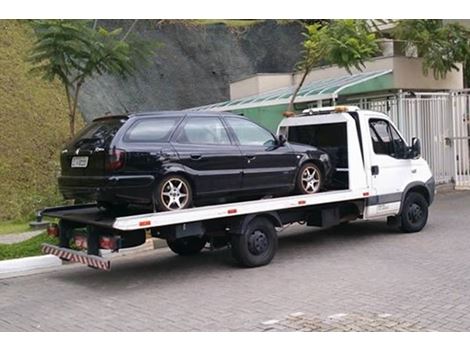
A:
[278, 105, 435, 226]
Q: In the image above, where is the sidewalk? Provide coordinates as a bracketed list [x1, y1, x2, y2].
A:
[0, 230, 43, 244]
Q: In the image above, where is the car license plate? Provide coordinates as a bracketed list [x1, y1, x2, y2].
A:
[71, 156, 89, 168]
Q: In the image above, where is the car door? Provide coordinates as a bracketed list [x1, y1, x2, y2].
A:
[171, 116, 243, 197]
[368, 117, 413, 214]
[224, 116, 297, 191]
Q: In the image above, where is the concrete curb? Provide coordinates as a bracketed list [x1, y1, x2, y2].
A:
[0, 255, 62, 279]
[0, 238, 167, 279]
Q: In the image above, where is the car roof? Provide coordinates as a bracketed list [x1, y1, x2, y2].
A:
[91, 111, 249, 123]
[128, 111, 248, 119]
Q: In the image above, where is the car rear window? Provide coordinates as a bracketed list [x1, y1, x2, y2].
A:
[71, 118, 126, 148]
[124, 117, 181, 143]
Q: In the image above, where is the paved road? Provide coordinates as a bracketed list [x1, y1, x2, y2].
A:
[1, 191, 470, 331]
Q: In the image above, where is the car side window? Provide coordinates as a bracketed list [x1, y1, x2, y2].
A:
[225, 117, 276, 147]
[369, 119, 406, 157]
[175, 117, 231, 145]
[124, 117, 180, 143]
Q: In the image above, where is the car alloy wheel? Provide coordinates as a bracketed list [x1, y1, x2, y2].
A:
[301, 164, 321, 193]
[160, 177, 190, 211]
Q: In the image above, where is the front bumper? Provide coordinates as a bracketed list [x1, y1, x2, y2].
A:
[425, 176, 436, 205]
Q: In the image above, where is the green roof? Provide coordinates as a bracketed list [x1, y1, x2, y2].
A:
[188, 70, 393, 112]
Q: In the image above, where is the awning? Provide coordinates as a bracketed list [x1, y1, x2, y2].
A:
[188, 69, 392, 112]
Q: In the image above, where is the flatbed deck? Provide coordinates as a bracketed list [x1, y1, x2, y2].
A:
[41, 188, 369, 231]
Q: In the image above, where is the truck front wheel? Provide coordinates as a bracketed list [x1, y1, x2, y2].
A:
[166, 236, 206, 256]
[400, 192, 429, 233]
[231, 217, 278, 267]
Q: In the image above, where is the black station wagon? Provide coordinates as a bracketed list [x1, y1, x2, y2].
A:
[59, 111, 333, 211]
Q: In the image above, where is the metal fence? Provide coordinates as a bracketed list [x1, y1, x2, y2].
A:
[347, 91, 470, 188]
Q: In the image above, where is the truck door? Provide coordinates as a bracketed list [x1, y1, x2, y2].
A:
[367, 118, 411, 215]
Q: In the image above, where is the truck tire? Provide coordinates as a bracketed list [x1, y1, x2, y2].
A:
[400, 192, 429, 233]
[166, 236, 206, 256]
[231, 217, 278, 267]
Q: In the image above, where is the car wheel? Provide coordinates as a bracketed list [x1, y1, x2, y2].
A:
[296, 162, 322, 194]
[166, 236, 206, 256]
[156, 175, 193, 212]
[231, 217, 278, 267]
[400, 192, 429, 233]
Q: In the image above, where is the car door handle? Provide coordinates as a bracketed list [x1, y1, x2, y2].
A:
[190, 154, 202, 160]
[246, 155, 256, 160]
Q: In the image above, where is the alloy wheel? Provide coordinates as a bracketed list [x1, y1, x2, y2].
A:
[301, 166, 321, 193]
[161, 178, 189, 210]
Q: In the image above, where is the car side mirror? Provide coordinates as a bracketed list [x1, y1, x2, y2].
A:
[411, 137, 421, 158]
[278, 134, 287, 146]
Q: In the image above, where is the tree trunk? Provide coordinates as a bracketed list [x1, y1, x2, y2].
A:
[285, 68, 310, 116]
[64, 84, 75, 137]
[69, 80, 84, 138]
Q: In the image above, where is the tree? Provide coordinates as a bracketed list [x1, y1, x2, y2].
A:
[28, 20, 155, 136]
[285, 20, 381, 116]
[393, 20, 470, 86]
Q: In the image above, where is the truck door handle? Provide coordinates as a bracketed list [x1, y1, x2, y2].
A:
[190, 154, 202, 160]
[371, 165, 379, 175]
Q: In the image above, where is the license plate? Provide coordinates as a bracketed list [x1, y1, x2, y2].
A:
[71, 156, 89, 168]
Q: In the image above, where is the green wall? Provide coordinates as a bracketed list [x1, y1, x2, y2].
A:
[230, 104, 289, 132]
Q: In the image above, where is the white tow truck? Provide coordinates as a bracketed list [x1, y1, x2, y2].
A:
[42, 106, 435, 270]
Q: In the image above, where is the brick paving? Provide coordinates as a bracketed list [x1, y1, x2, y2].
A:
[0, 190, 470, 331]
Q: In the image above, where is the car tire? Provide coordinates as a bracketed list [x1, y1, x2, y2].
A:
[166, 236, 206, 256]
[156, 174, 193, 212]
[400, 192, 429, 233]
[231, 217, 278, 267]
[296, 162, 323, 194]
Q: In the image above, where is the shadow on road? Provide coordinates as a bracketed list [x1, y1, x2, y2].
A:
[49, 220, 411, 289]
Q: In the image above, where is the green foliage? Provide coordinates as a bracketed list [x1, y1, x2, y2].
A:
[0, 20, 72, 221]
[0, 232, 58, 261]
[28, 20, 156, 136]
[297, 20, 380, 74]
[0, 221, 30, 235]
[287, 20, 381, 113]
[394, 20, 470, 81]
[323, 20, 380, 74]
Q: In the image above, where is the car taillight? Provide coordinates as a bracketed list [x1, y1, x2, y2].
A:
[106, 148, 125, 171]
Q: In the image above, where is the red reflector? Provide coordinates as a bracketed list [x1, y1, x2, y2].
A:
[298, 200, 306, 205]
[139, 220, 151, 227]
[47, 224, 59, 237]
[99, 236, 118, 250]
[227, 209, 237, 214]
[74, 235, 88, 249]
[363, 192, 370, 196]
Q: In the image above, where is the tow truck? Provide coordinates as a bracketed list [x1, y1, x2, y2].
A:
[41, 106, 435, 270]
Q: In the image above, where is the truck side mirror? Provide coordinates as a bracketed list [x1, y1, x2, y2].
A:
[411, 137, 421, 158]
[278, 134, 287, 146]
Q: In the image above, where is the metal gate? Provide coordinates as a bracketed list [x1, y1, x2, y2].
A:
[451, 91, 470, 189]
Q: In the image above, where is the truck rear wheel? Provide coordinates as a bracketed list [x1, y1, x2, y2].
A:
[166, 236, 206, 256]
[231, 217, 278, 267]
[400, 192, 429, 233]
